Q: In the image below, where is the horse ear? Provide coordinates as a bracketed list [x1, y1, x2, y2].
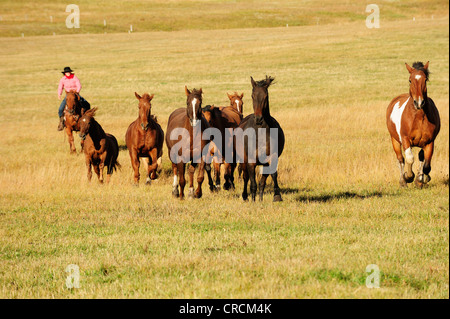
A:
[250, 76, 256, 88]
[149, 94, 154, 101]
[227, 93, 232, 100]
[198, 88, 203, 95]
[424, 61, 430, 70]
[405, 63, 414, 74]
[240, 93, 244, 99]
[185, 86, 191, 96]
[135, 92, 141, 100]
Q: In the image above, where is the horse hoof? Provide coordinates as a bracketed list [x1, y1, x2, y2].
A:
[399, 179, 407, 187]
[188, 188, 195, 199]
[242, 194, 248, 201]
[273, 194, 283, 202]
[415, 178, 424, 189]
[403, 172, 415, 183]
[194, 191, 202, 199]
[223, 183, 231, 191]
[145, 178, 151, 185]
[172, 188, 179, 197]
[423, 174, 431, 183]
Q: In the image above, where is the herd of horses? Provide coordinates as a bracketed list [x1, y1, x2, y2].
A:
[62, 63, 441, 201]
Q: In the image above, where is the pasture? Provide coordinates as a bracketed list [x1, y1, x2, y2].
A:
[0, 1, 448, 298]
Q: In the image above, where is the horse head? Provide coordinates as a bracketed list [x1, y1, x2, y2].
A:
[79, 107, 97, 140]
[185, 86, 203, 127]
[65, 90, 81, 115]
[227, 92, 244, 114]
[251, 76, 274, 124]
[135, 92, 154, 131]
[406, 61, 429, 110]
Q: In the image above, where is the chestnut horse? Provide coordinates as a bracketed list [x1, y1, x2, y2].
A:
[238, 76, 285, 201]
[63, 90, 84, 153]
[386, 61, 440, 188]
[227, 92, 244, 115]
[79, 108, 120, 183]
[165, 87, 210, 199]
[125, 92, 164, 185]
[202, 96, 243, 190]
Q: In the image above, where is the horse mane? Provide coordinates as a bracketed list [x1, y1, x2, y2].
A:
[255, 76, 275, 88]
[412, 62, 430, 81]
[191, 88, 203, 96]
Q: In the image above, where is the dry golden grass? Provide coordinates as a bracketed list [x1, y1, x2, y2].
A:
[0, 12, 448, 298]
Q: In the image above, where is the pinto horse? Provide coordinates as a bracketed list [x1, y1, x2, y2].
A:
[125, 92, 164, 185]
[79, 108, 120, 183]
[238, 76, 285, 201]
[386, 61, 440, 188]
[63, 90, 84, 153]
[202, 99, 242, 190]
[165, 86, 210, 199]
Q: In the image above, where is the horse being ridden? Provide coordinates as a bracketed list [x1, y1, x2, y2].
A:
[202, 92, 244, 191]
[125, 92, 164, 185]
[386, 61, 440, 188]
[63, 90, 89, 153]
[166, 86, 210, 200]
[79, 108, 120, 183]
[238, 76, 285, 202]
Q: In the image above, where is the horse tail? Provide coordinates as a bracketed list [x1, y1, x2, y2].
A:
[107, 134, 121, 174]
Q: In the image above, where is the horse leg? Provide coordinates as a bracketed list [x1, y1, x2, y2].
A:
[178, 162, 186, 200]
[172, 163, 179, 197]
[98, 160, 105, 184]
[391, 137, 407, 187]
[248, 163, 257, 202]
[141, 157, 151, 185]
[213, 160, 221, 190]
[195, 160, 205, 199]
[93, 164, 101, 182]
[130, 150, 140, 185]
[66, 126, 76, 154]
[188, 163, 196, 198]
[259, 172, 269, 201]
[402, 141, 415, 183]
[223, 163, 233, 190]
[205, 163, 215, 192]
[417, 142, 434, 187]
[149, 148, 159, 181]
[271, 171, 282, 202]
[241, 163, 249, 201]
[85, 158, 92, 182]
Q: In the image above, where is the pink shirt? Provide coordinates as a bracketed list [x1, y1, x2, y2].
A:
[58, 75, 81, 95]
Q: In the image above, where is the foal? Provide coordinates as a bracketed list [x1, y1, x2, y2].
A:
[79, 108, 120, 183]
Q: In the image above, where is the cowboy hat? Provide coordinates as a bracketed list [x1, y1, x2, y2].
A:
[61, 66, 74, 74]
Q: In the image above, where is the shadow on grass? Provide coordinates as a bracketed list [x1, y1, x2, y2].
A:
[295, 191, 384, 203]
[118, 144, 128, 151]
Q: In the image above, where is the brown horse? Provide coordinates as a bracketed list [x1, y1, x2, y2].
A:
[227, 92, 244, 115]
[202, 100, 242, 190]
[386, 61, 440, 188]
[125, 92, 164, 185]
[238, 76, 285, 201]
[79, 108, 120, 183]
[165, 86, 210, 199]
[63, 90, 84, 153]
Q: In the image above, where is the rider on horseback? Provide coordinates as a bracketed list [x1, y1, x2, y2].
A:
[57, 66, 90, 131]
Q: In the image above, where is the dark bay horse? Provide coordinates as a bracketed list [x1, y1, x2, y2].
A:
[386, 61, 440, 188]
[165, 86, 210, 200]
[202, 99, 242, 191]
[238, 76, 285, 201]
[125, 92, 164, 185]
[63, 90, 84, 153]
[79, 108, 120, 183]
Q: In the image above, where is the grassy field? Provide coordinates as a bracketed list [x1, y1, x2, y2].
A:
[0, 1, 448, 298]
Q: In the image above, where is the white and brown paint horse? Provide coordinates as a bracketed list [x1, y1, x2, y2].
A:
[386, 61, 440, 188]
